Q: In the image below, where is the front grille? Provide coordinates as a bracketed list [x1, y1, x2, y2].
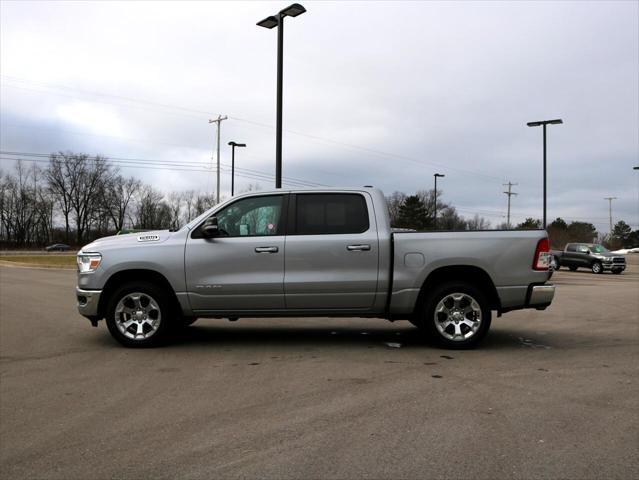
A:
[613, 257, 625, 264]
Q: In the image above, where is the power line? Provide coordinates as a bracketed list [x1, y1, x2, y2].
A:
[1, 75, 518, 186]
[0, 150, 328, 186]
[0, 152, 327, 188]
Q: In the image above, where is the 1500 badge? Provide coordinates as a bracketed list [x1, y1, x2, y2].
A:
[137, 234, 160, 242]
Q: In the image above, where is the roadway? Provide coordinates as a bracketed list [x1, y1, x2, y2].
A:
[1, 261, 638, 479]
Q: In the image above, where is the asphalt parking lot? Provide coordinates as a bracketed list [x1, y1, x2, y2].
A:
[1, 261, 638, 479]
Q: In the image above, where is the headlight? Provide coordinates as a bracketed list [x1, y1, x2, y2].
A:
[77, 253, 102, 273]
[604, 256, 613, 262]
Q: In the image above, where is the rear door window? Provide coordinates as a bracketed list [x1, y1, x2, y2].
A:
[294, 194, 369, 235]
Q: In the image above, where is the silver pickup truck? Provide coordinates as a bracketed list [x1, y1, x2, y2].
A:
[76, 187, 555, 349]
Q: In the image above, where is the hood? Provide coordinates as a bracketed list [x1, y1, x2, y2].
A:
[80, 230, 173, 252]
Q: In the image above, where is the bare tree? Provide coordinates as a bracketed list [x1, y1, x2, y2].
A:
[46, 153, 75, 243]
[466, 214, 491, 231]
[167, 192, 182, 230]
[386, 191, 406, 226]
[135, 186, 172, 230]
[103, 175, 141, 232]
[182, 189, 197, 223]
[67, 154, 112, 244]
[194, 193, 217, 216]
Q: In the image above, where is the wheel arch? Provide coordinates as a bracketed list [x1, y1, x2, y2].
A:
[413, 265, 501, 315]
[98, 269, 181, 319]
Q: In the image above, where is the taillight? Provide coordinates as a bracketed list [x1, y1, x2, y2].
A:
[533, 238, 551, 271]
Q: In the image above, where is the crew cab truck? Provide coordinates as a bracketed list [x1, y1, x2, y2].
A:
[552, 243, 626, 274]
[76, 187, 555, 349]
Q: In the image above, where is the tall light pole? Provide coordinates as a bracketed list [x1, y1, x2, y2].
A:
[604, 197, 617, 234]
[257, 3, 306, 189]
[635, 167, 639, 223]
[209, 115, 227, 203]
[527, 118, 563, 228]
[433, 173, 445, 229]
[228, 141, 246, 196]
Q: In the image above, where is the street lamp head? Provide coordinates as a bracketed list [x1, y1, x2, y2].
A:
[257, 15, 278, 29]
[280, 3, 306, 17]
[527, 119, 563, 127]
[434, 173, 445, 178]
[228, 142, 247, 148]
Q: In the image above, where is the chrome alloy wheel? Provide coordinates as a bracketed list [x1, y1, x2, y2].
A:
[114, 292, 162, 340]
[434, 292, 482, 341]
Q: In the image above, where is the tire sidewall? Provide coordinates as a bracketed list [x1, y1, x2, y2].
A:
[592, 262, 602, 274]
[421, 282, 492, 349]
[105, 281, 174, 347]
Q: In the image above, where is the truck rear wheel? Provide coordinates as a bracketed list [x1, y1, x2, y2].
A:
[569, 266, 578, 271]
[105, 281, 175, 347]
[419, 282, 491, 349]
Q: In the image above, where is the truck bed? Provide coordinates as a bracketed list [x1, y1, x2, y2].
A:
[389, 230, 551, 314]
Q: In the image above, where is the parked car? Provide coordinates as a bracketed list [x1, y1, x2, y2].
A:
[76, 187, 555, 349]
[45, 243, 71, 252]
[552, 243, 626, 274]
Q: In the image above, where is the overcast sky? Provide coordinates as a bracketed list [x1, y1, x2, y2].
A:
[1, 0, 638, 231]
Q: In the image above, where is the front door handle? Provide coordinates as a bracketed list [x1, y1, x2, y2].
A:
[255, 246, 279, 253]
[347, 244, 371, 251]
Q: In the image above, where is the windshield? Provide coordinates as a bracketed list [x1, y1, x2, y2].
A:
[589, 245, 609, 254]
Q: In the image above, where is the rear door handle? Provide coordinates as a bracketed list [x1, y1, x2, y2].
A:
[255, 246, 279, 253]
[347, 244, 371, 251]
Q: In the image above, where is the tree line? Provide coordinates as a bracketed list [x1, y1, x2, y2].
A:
[0, 153, 218, 247]
[1, 152, 637, 249]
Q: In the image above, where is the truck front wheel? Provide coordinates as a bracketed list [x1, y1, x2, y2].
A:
[105, 281, 175, 347]
[419, 282, 492, 349]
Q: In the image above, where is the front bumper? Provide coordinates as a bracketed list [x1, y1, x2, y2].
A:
[602, 262, 626, 271]
[76, 287, 102, 318]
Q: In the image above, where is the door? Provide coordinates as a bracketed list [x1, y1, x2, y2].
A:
[185, 194, 286, 312]
[575, 244, 591, 267]
[563, 244, 579, 267]
[284, 192, 379, 310]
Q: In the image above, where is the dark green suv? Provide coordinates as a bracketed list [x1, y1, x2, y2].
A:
[552, 243, 626, 274]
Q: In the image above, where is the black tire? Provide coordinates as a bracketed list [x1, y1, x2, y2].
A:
[105, 281, 175, 348]
[591, 261, 603, 274]
[554, 257, 560, 270]
[569, 266, 578, 272]
[418, 282, 492, 349]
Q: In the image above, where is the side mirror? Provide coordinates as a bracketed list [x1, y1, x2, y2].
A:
[201, 216, 219, 238]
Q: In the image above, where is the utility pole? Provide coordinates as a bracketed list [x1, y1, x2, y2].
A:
[208, 115, 228, 203]
[433, 173, 445, 229]
[503, 182, 518, 228]
[604, 197, 617, 234]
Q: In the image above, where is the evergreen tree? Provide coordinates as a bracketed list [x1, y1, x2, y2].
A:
[397, 195, 428, 230]
[516, 218, 542, 230]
